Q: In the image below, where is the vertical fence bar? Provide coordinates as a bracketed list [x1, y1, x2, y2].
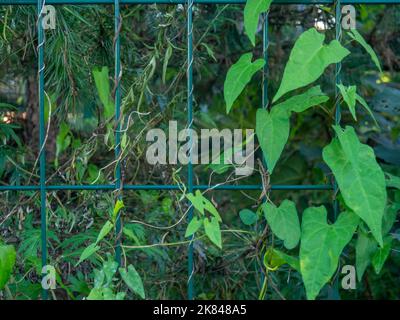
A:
[332, 0, 342, 299]
[334, 0, 342, 221]
[262, 13, 269, 109]
[187, 0, 195, 300]
[37, 0, 47, 300]
[114, 0, 122, 265]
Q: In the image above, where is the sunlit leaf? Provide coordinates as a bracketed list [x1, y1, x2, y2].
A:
[273, 28, 349, 102]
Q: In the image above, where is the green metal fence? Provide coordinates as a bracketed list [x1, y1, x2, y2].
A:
[0, 0, 398, 300]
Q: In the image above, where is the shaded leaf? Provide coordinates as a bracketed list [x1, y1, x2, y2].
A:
[77, 243, 100, 266]
[337, 84, 357, 120]
[372, 236, 392, 274]
[93, 66, 114, 118]
[119, 265, 145, 299]
[348, 29, 382, 72]
[0, 245, 16, 289]
[355, 229, 377, 282]
[263, 200, 300, 249]
[224, 53, 265, 113]
[239, 209, 258, 226]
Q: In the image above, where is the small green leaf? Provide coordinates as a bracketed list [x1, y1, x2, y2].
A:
[263, 200, 300, 249]
[186, 190, 222, 221]
[264, 248, 300, 272]
[112, 199, 125, 223]
[0, 244, 16, 289]
[224, 53, 265, 113]
[348, 29, 382, 72]
[96, 221, 114, 244]
[119, 265, 145, 299]
[382, 203, 399, 235]
[300, 207, 359, 300]
[337, 84, 357, 120]
[322, 126, 386, 246]
[77, 243, 100, 266]
[239, 209, 258, 226]
[162, 44, 172, 84]
[385, 172, 400, 190]
[185, 217, 203, 237]
[273, 28, 350, 103]
[92, 66, 114, 118]
[55, 122, 71, 168]
[355, 229, 377, 282]
[203, 217, 222, 249]
[244, 0, 273, 46]
[355, 93, 378, 126]
[372, 236, 392, 274]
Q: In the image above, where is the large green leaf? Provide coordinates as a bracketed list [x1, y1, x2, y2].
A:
[0, 245, 16, 289]
[203, 216, 222, 249]
[224, 53, 265, 113]
[119, 265, 145, 299]
[300, 207, 359, 300]
[322, 126, 386, 246]
[256, 86, 328, 173]
[273, 28, 350, 103]
[348, 29, 382, 72]
[244, 0, 273, 46]
[263, 200, 300, 249]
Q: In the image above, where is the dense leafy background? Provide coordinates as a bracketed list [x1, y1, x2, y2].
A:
[0, 4, 399, 299]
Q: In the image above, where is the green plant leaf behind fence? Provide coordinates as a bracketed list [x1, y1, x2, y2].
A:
[263, 200, 300, 249]
[244, 0, 273, 46]
[273, 28, 350, 103]
[0, 244, 16, 290]
[300, 207, 359, 300]
[323, 125, 387, 246]
[224, 53, 265, 113]
[256, 86, 328, 173]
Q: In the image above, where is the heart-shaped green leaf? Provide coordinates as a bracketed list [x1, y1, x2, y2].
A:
[300, 207, 359, 300]
[273, 28, 349, 103]
[323, 125, 386, 246]
[263, 200, 300, 249]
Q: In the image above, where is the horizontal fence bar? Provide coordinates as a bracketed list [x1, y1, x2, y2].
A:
[1, 0, 399, 5]
[0, 184, 333, 191]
